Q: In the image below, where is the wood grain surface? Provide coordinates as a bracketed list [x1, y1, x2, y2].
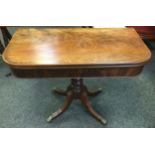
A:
[2, 28, 151, 69]
[11, 66, 143, 78]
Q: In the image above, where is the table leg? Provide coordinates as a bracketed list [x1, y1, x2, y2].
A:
[80, 92, 107, 125]
[53, 88, 67, 96]
[47, 91, 73, 122]
[48, 78, 107, 125]
[86, 88, 102, 97]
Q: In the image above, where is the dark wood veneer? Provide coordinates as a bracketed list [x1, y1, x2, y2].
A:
[12, 66, 143, 78]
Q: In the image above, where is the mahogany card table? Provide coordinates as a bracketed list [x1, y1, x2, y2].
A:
[2, 28, 151, 125]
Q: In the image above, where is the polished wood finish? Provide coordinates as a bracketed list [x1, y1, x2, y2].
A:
[11, 66, 143, 78]
[3, 28, 151, 69]
[2, 28, 151, 125]
[47, 78, 107, 125]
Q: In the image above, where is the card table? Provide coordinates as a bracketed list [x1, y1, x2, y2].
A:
[2, 28, 151, 125]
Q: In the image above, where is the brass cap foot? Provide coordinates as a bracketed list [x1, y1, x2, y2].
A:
[100, 118, 107, 125]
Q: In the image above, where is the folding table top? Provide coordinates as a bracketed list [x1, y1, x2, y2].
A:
[3, 28, 151, 69]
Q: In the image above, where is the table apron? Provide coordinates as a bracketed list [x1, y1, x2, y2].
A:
[11, 66, 144, 78]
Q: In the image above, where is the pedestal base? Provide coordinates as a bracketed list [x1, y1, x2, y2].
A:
[47, 78, 107, 125]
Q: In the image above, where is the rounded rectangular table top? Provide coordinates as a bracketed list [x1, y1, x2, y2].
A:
[2, 28, 151, 69]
